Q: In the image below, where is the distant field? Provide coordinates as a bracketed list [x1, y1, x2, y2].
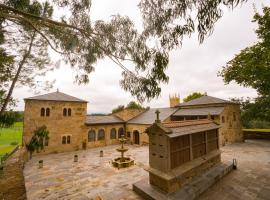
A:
[0, 122, 23, 158]
[243, 129, 270, 132]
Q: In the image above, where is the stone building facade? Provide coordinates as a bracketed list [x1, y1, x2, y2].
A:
[23, 91, 243, 155]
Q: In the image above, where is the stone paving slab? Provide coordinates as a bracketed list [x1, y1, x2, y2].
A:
[24, 140, 270, 200]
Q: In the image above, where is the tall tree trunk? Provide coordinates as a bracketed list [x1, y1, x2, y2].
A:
[0, 32, 35, 115]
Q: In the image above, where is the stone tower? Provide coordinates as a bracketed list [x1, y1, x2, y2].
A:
[169, 94, 180, 108]
[23, 91, 87, 154]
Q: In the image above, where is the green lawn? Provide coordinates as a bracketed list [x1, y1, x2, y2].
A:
[242, 128, 270, 132]
[0, 122, 23, 158]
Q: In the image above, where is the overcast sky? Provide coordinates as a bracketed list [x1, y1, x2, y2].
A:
[13, 0, 268, 113]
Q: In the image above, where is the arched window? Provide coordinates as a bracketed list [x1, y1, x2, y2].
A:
[46, 108, 50, 116]
[110, 128, 116, 139]
[118, 127, 124, 138]
[68, 108, 72, 116]
[67, 136, 71, 144]
[62, 136, 66, 144]
[63, 108, 67, 116]
[88, 130, 96, 142]
[98, 129, 105, 141]
[41, 108, 45, 116]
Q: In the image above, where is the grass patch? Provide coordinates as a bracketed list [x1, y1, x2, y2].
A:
[242, 128, 270, 132]
[0, 122, 23, 158]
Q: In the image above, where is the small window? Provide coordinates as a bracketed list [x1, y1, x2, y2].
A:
[63, 108, 67, 116]
[222, 116, 225, 123]
[88, 130, 96, 142]
[41, 108, 45, 116]
[98, 129, 105, 141]
[62, 136, 66, 144]
[67, 136, 71, 144]
[110, 128, 116, 139]
[46, 108, 50, 116]
[68, 108, 71, 116]
[233, 112, 236, 121]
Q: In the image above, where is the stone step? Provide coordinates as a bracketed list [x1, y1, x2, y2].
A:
[133, 161, 234, 200]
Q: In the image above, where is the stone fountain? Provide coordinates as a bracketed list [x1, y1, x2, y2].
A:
[112, 135, 134, 168]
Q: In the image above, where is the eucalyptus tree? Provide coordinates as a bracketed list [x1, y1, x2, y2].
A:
[0, 0, 247, 115]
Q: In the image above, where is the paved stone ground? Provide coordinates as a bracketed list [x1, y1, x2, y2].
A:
[24, 140, 270, 200]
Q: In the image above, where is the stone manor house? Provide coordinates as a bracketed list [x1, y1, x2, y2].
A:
[23, 91, 243, 154]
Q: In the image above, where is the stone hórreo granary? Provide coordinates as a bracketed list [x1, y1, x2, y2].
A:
[133, 111, 233, 199]
[147, 118, 220, 193]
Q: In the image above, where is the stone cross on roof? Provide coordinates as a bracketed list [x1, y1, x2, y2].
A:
[155, 109, 161, 123]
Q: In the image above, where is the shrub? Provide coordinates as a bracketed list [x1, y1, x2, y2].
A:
[10, 141, 18, 146]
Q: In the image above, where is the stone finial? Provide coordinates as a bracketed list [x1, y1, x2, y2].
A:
[155, 109, 161, 123]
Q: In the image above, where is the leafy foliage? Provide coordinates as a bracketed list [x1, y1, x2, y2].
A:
[112, 101, 146, 113]
[220, 7, 270, 124]
[183, 92, 204, 102]
[0, 111, 16, 128]
[112, 105, 125, 114]
[139, 0, 246, 50]
[26, 125, 49, 158]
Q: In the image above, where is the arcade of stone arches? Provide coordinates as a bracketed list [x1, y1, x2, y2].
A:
[87, 127, 141, 145]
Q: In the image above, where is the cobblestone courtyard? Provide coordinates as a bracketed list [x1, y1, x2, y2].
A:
[24, 140, 270, 200]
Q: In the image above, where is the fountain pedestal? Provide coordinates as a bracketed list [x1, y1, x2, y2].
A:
[112, 136, 134, 168]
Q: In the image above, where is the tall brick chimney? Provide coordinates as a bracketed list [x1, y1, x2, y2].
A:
[169, 94, 180, 108]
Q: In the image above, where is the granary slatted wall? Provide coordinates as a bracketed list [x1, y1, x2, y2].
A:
[170, 129, 219, 169]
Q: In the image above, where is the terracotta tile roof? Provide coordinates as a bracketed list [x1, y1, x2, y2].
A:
[162, 119, 214, 128]
[179, 95, 233, 107]
[161, 119, 220, 138]
[173, 107, 224, 116]
[127, 107, 178, 125]
[24, 91, 87, 102]
[85, 115, 124, 125]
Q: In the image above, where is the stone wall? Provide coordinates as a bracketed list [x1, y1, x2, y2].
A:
[0, 147, 27, 200]
[23, 100, 87, 154]
[85, 124, 125, 148]
[126, 124, 150, 145]
[218, 104, 243, 146]
[113, 108, 145, 121]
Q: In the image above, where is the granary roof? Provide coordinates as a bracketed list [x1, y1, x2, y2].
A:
[85, 115, 124, 125]
[178, 95, 233, 107]
[24, 91, 87, 103]
[127, 107, 178, 125]
[162, 119, 220, 138]
[173, 107, 224, 116]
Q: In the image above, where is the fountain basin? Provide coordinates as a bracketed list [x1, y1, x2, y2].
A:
[112, 157, 134, 168]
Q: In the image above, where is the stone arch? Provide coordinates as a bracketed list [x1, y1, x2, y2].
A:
[68, 108, 72, 116]
[98, 129, 105, 141]
[88, 129, 96, 142]
[40, 108, 45, 116]
[133, 130, 140, 145]
[63, 108, 67, 116]
[46, 108, 50, 116]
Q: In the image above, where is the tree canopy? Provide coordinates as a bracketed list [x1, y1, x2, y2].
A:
[183, 92, 205, 102]
[111, 101, 145, 113]
[220, 7, 270, 124]
[0, 0, 247, 110]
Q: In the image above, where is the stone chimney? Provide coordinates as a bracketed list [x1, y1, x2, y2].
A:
[169, 94, 180, 108]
